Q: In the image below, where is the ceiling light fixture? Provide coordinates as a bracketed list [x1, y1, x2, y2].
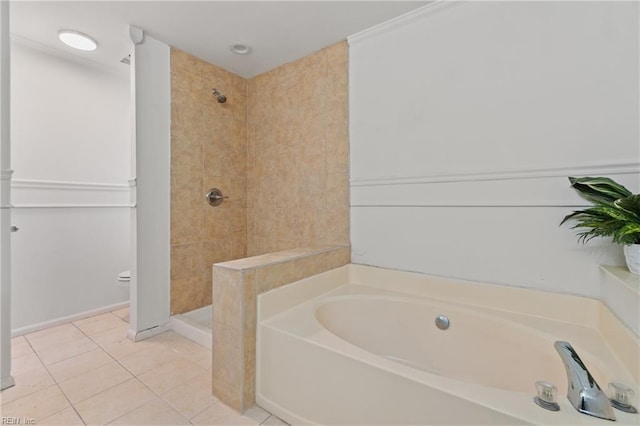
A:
[58, 30, 98, 51]
[229, 42, 251, 55]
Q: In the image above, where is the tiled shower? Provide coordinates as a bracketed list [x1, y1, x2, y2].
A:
[169, 42, 349, 326]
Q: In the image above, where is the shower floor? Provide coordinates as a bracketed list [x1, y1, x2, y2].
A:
[170, 304, 212, 349]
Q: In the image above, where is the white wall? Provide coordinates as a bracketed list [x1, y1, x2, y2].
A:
[1, 0, 15, 390]
[349, 1, 639, 298]
[11, 40, 130, 183]
[128, 30, 171, 338]
[10, 40, 131, 332]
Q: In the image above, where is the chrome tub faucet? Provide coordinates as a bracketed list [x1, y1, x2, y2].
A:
[554, 341, 616, 421]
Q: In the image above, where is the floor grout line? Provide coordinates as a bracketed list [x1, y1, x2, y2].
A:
[186, 399, 220, 423]
[5, 309, 270, 426]
[35, 315, 139, 424]
[79, 315, 198, 425]
[61, 317, 158, 424]
[22, 332, 87, 425]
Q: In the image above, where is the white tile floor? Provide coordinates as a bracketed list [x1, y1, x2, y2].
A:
[0, 307, 288, 425]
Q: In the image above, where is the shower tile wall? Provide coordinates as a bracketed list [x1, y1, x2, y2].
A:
[246, 41, 350, 256]
[169, 42, 350, 314]
[170, 48, 248, 315]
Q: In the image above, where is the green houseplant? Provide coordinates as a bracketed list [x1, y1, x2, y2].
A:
[560, 177, 640, 275]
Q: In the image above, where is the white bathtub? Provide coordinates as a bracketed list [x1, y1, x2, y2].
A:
[257, 264, 639, 425]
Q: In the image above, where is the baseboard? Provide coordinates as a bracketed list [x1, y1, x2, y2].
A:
[11, 301, 130, 337]
[127, 322, 171, 342]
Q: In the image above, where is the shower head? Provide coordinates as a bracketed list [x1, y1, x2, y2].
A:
[212, 88, 227, 104]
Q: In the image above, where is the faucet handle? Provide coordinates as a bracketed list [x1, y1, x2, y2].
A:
[534, 380, 560, 411]
[609, 382, 638, 414]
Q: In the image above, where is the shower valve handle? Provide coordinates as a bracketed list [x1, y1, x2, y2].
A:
[206, 188, 229, 207]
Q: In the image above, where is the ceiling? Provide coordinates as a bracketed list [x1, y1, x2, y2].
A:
[10, 1, 428, 78]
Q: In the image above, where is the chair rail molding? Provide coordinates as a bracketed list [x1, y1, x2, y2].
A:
[11, 178, 132, 208]
[350, 161, 640, 208]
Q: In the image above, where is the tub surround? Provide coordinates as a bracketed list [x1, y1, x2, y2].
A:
[211, 244, 350, 411]
[258, 264, 639, 425]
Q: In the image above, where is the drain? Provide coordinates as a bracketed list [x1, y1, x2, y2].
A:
[435, 315, 450, 330]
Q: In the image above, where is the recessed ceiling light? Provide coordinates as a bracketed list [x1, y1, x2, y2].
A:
[58, 30, 98, 51]
[229, 42, 251, 55]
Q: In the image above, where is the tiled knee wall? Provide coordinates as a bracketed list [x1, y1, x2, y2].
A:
[211, 245, 350, 411]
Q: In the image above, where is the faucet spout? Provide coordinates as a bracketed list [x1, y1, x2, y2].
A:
[554, 341, 616, 421]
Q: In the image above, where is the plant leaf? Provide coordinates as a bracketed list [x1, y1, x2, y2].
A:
[614, 195, 640, 222]
[569, 176, 632, 205]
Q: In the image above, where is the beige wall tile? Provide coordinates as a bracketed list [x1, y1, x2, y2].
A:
[171, 48, 248, 315]
[324, 40, 348, 65]
[242, 270, 257, 408]
[212, 323, 243, 388]
[171, 276, 203, 315]
[325, 246, 351, 270]
[203, 133, 230, 180]
[292, 253, 327, 282]
[202, 239, 233, 269]
[171, 182, 204, 245]
[247, 41, 349, 256]
[171, 48, 203, 77]
[255, 262, 297, 294]
[210, 378, 242, 413]
[171, 243, 204, 314]
[171, 136, 202, 187]
[243, 271, 257, 335]
[231, 231, 247, 259]
[212, 268, 243, 329]
[204, 207, 233, 240]
[171, 74, 205, 141]
[325, 201, 350, 245]
[242, 342, 256, 409]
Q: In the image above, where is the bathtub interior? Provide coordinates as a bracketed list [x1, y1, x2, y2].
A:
[314, 293, 621, 395]
[256, 264, 640, 425]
